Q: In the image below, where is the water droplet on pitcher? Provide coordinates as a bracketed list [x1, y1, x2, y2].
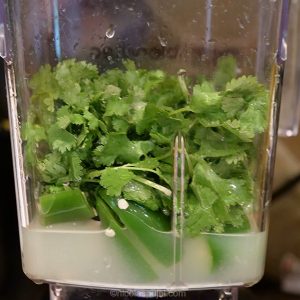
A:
[105, 26, 115, 39]
[200, 54, 208, 62]
[158, 36, 168, 47]
[104, 257, 112, 269]
[237, 18, 245, 30]
[244, 14, 250, 24]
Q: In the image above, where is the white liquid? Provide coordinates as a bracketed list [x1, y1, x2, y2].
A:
[22, 220, 267, 290]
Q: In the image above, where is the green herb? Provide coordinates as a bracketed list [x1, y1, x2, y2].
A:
[24, 57, 268, 242]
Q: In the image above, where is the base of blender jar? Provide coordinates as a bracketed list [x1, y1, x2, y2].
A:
[218, 288, 238, 300]
[49, 284, 239, 299]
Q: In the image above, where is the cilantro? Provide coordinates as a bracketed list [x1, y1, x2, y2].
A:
[29, 65, 60, 112]
[25, 58, 269, 240]
[37, 152, 67, 184]
[93, 133, 154, 166]
[68, 152, 84, 182]
[213, 55, 237, 90]
[47, 125, 77, 153]
[100, 168, 135, 196]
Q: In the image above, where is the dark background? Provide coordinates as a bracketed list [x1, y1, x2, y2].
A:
[0, 58, 299, 300]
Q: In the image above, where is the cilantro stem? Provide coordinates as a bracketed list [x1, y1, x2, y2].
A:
[177, 70, 190, 102]
[86, 165, 171, 188]
[90, 106, 108, 133]
[169, 107, 192, 116]
[155, 152, 171, 161]
[120, 165, 170, 186]
[187, 119, 198, 132]
[134, 177, 172, 197]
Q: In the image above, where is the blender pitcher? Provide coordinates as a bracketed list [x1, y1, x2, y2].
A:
[0, 0, 294, 298]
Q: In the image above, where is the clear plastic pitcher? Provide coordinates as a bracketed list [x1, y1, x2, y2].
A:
[0, 0, 294, 294]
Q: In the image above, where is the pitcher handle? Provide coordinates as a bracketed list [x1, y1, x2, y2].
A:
[279, 0, 300, 136]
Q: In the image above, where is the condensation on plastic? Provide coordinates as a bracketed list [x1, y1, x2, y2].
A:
[278, 0, 300, 137]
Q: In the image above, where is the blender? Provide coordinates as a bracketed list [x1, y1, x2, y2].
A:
[0, 0, 298, 299]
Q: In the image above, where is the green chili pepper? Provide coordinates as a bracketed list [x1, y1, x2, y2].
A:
[100, 191, 180, 266]
[39, 189, 95, 225]
[95, 198, 157, 281]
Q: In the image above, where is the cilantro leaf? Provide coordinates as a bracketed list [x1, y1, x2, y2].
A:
[68, 152, 84, 181]
[54, 59, 99, 109]
[47, 125, 77, 153]
[192, 159, 252, 206]
[221, 96, 245, 118]
[213, 55, 237, 90]
[29, 65, 60, 112]
[112, 118, 129, 133]
[57, 110, 85, 129]
[22, 123, 47, 143]
[193, 127, 250, 158]
[83, 110, 99, 130]
[136, 103, 183, 135]
[190, 82, 221, 113]
[225, 75, 263, 96]
[100, 168, 135, 196]
[104, 98, 130, 117]
[93, 133, 154, 166]
[184, 193, 221, 235]
[37, 152, 67, 183]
